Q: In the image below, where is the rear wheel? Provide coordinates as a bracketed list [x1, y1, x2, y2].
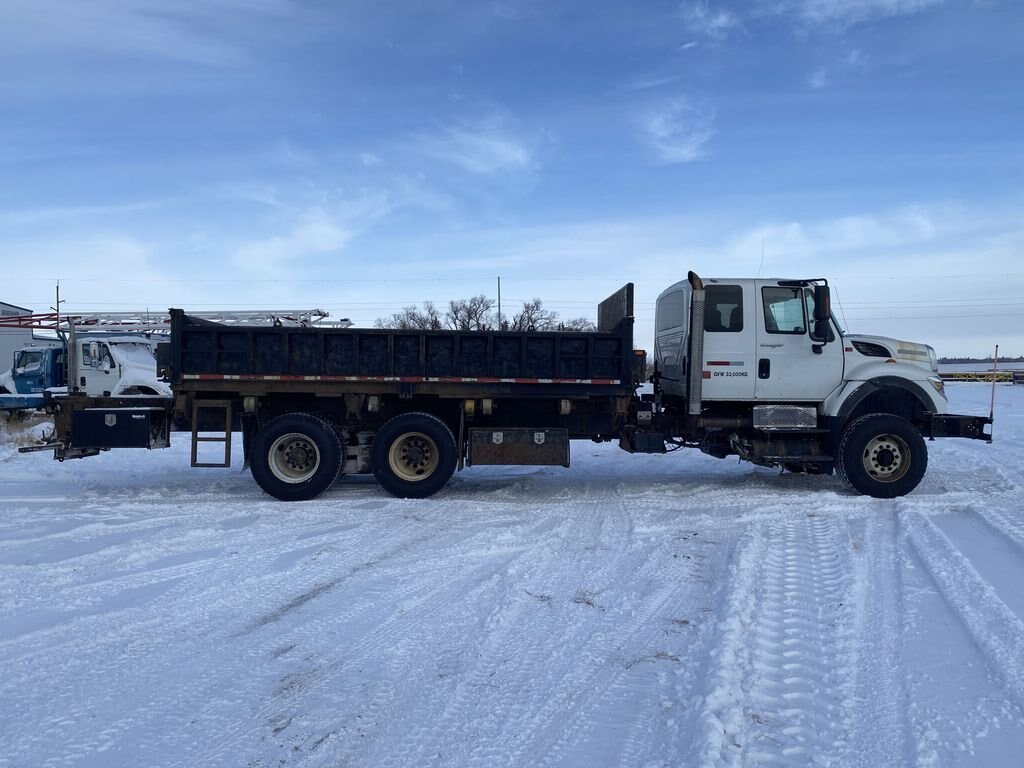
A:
[371, 412, 457, 498]
[837, 413, 927, 498]
[250, 413, 342, 501]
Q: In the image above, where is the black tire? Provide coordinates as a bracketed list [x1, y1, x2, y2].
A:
[250, 413, 343, 501]
[371, 412, 457, 499]
[837, 413, 927, 498]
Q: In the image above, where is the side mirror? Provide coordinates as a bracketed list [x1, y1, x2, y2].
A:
[813, 285, 830, 323]
[810, 285, 831, 343]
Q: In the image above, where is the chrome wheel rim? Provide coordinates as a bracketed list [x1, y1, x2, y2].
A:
[387, 431, 438, 482]
[861, 433, 910, 483]
[268, 432, 321, 484]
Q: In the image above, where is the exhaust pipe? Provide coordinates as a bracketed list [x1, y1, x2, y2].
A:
[687, 271, 705, 416]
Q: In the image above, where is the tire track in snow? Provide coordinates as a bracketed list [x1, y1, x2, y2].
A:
[844, 511, 913, 768]
[474, 481, 697, 768]
[0, 507, 474, 766]
[0, 503, 424, 660]
[253, 511, 579, 766]
[696, 514, 856, 768]
[111, 514, 527, 768]
[323, 513, 586, 768]
[525, 482, 731, 768]
[967, 505, 1024, 556]
[369, 488, 643, 768]
[902, 507, 1024, 711]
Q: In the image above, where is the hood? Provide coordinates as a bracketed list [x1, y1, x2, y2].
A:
[845, 334, 939, 373]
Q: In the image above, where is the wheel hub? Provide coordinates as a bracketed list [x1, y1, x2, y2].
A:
[401, 440, 431, 470]
[268, 433, 321, 484]
[284, 443, 313, 471]
[874, 447, 896, 467]
[863, 435, 908, 481]
[389, 432, 439, 481]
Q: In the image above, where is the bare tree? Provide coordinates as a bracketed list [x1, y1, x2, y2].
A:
[374, 301, 443, 330]
[446, 295, 495, 331]
[559, 317, 597, 332]
[509, 298, 558, 331]
[376, 295, 596, 333]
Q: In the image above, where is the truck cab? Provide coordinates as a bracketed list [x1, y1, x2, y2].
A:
[1, 336, 169, 404]
[0, 346, 65, 396]
[650, 273, 979, 498]
[75, 336, 170, 397]
[655, 276, 944, 417]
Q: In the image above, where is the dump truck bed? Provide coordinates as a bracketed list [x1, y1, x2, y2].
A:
[165, 286, 637, 400]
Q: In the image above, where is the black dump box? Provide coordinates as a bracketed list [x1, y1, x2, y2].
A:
[164, 284, 638, 399]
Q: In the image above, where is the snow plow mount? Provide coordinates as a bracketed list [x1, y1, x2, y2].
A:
[925, 413, 992, 442]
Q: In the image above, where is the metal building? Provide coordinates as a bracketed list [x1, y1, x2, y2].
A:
[0, 302, 57, 373]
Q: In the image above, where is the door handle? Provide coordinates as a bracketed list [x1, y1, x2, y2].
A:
[758, 358, 771, 379]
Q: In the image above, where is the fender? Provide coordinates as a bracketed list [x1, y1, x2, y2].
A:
[834, 376, 937, 426]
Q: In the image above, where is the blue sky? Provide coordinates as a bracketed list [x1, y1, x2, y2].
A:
[1, 0, 1022, 355]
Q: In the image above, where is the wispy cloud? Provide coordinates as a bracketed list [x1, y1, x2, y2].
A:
[415, 117, 536, 175]
[0, 0, 295, 67]
[727, 206, 941, 269]
[0, 201, 162, 228]
[763, 0, 946, 30]
[637, 98, 715, 163]
[0, 235, 177, 310]
[808, 68, 830, 89]
[621, 73, 687, 92]
[807, 48, 868, 90]
[230, 192, 392, 278]
[679, 1, 741, 39]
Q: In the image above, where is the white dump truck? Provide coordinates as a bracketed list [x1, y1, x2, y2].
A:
[19, 273, 990, 501]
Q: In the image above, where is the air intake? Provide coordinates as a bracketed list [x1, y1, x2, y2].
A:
[852, 341, 891, 357]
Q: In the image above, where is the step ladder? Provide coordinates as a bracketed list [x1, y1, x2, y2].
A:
[191, 399, 233, 468]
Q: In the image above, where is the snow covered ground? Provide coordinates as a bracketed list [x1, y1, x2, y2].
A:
[1, 384, 1022, 768]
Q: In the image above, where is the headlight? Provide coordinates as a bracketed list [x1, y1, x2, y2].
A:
[927, 376, 946, 398]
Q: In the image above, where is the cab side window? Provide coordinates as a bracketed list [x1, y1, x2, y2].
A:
[762, 287, 806, 334]
[656, 289, 687, 332]
[704, 285, 743, 332]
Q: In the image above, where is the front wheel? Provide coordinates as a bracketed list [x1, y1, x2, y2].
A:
[837, 413, 927, 498]
[371, 412, 457, 499]
[250, 413, 343, 501]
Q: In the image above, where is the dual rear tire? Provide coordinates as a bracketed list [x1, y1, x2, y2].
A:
[370, 412, 458, 499]
[249, 411, 458, 501]
[250, 413, 343, 501]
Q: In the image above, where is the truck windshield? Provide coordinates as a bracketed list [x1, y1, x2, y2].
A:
[15, 350, 43, 372]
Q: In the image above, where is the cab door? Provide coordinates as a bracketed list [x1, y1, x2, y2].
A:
[12, 350, 46, 393]
[754, 282, 844, 401]
[80, 341, 116, 395]
[700, 282, 757, 401]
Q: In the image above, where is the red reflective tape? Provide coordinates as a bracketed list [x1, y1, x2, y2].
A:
[182, 374, 621, 385]
[702, 371, 712, 379]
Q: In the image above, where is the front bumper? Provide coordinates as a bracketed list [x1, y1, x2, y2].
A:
[925, 413, 993, 442]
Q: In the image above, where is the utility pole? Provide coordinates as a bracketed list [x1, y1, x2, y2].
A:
[497, 276, 502, 331]
[51, 280, 65, 326]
